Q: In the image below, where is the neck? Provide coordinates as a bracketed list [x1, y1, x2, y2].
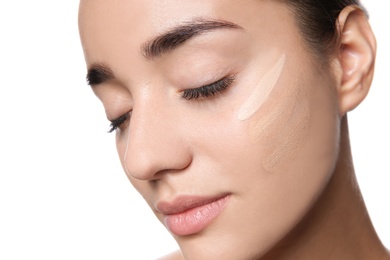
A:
[262, 116, 389, 259]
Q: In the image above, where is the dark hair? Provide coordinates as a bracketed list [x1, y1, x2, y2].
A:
[282, 0, 364, 61]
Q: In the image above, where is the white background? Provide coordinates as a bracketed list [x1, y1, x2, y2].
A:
[0, 1, 388, 259]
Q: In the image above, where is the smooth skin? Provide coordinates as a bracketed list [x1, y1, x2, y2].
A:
[79, 0, 388, 259]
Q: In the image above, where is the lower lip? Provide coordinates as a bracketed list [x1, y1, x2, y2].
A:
[164, 195, 230, 236]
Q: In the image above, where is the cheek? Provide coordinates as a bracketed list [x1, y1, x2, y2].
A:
[237, 68, 341, 217]
[248, 81, 311, 172]
[214, 72, 340, 255]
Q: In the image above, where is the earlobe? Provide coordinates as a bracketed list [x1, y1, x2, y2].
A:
[335, 6, 376, 116]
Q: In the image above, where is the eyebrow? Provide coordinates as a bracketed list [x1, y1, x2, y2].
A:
[86, 19, 242, 86]
[142, 18, 242, 60]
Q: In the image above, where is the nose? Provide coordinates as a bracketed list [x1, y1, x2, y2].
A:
[121, 97, 192, 181]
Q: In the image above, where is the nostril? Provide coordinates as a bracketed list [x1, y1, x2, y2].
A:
[123, 142, 193, 181]
[124, 152, 156, 180]
[124, 154, 193, 181]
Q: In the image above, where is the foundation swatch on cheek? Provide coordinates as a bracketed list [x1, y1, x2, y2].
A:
[237, 54, 286, 121]
[262, 92, 311, 172]
[248, 81, 311, 173]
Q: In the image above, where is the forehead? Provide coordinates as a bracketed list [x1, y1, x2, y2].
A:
[78, 0, 305, 75]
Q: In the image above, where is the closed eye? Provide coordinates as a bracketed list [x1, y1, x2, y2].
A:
[107, 75, 235, 133]
[181, 75, 235, 100]
[108, 112, 131, 133]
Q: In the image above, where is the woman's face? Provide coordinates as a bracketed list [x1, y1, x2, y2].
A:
[79, 0, 341, 258]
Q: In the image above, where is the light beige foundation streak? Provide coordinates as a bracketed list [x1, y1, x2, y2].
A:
[237, 54, 286, 121]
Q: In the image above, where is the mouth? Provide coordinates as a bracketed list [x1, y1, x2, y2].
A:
[156, 194, 231, 236]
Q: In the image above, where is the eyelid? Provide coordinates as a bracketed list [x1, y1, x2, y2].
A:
[108, 112, 131, 133]
[181, 75, 236, 100]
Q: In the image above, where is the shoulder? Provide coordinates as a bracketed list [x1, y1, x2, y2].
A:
[156, 250, 184, 260]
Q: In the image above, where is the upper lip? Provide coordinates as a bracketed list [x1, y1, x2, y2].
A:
[155, 193, 230, 215]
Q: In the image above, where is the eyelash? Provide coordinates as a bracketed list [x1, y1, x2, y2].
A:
[108, 75, 235, 133]
[181, 75, 235, 100]
[108, 113, 131, 133]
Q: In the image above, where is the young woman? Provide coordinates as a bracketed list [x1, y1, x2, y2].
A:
[79, 0, 389, 259]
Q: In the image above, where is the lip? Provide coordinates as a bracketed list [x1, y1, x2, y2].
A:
[156, 194, 230, 236]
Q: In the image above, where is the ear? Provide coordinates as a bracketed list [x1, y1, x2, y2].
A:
[334, 6, 376, 116]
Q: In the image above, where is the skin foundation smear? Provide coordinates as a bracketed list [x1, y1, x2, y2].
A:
[234, 52, 311, 173]
[237, 54, 286, 121]
[248, 77, 311, 173]
[262, 89, 311, 172]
